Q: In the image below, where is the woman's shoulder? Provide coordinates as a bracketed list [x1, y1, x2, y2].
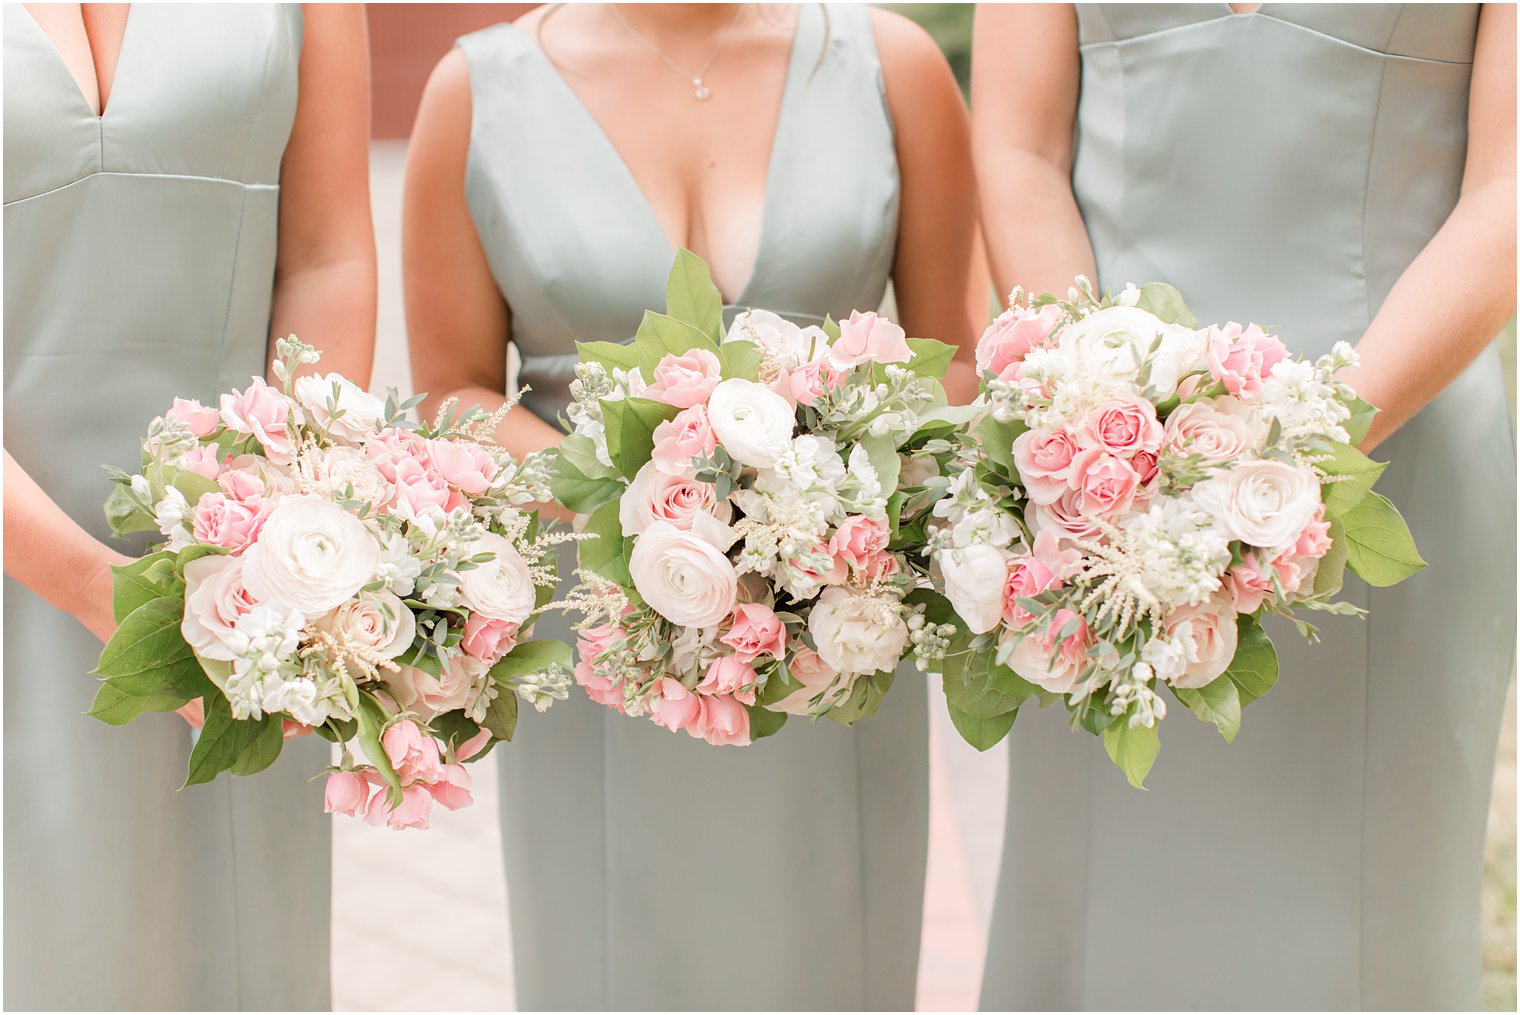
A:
[866, 7, 953, 77]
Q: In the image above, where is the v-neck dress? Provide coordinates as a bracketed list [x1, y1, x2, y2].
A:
[3, 6, 330, 1010]
[980, 5, 1514, 1010]
[454, 6, 928, 1009]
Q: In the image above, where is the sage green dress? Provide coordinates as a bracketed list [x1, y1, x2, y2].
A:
[981, 5, 1515, 1010]
[454, 6, 928, 1009]
[4, 6, 330, 1009]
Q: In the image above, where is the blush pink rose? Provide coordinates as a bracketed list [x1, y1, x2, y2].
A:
[1226, 552, 1275, 613]
[828, 516, 892, 574]
[975, 304, 1062, 380]
[365, 428, 433, 483]
[1007, 608, 1092, 694]
[1131, 451, 1160, 487]
[219, 377, 303, 464]
[827, 310, 912, 371]
[191, 492, 270, 554]
[1030, 487, 1108, 544]
[175, 445, 222, 479]
[324, 770, 371, 817]
[651, 405, 717, 476]
[697, 692, 752, 747]
[721, 603, 787, 661]
[428, 439, 498, 495]
[168, 397, 221, 437]
[180, 554, 262, 661]
[1163, 399, 1258, 465]
[390, 458, 456, 519]
[644, 349, 723, 408]
[1206, 322, 1290, 398]
[574, 624, 628, 713]
[789, 358, 846, 407]
[1084, 396, 1163, 457]
[218, 469, 267, 502]
[1002, 554, 1061, 629]
[460, 613, 520, 664]
[620, 463, 730, 536]
[699, 656, 758, 704]
[1293, 507, 1334, 560]
[1012, 428, 1081, 504]
[1162, 593, 1240, 689]
[381, 720, 445, 785]
[427, 763, 474, 811]
[651, 677, 701, 733]
[365, 778, 434, 830]
[1068, 448, 1143, 519]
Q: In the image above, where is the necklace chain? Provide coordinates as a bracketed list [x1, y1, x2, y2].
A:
[608, 4, 745, 101]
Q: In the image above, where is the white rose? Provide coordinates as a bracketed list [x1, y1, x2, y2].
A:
[707, 378, 796, 468]
[619, 462, 733, 536]
[1158, 591, 1240, 689]
[939, 544, 1013, 635]
[807, 587, 910, 676]
[293, 372, 386, 442]
[309, 445, 392, 507]
[1192, 459, 1320, 552]
[458, 531, 537, 625]
[182, 554, 265, 661]
[243, 495, 380, 615]
[315, 589, 416, 660]
[1060, 306, 1168, 382]
[628, 521, 738, 628]
[723, 308, 828, 369]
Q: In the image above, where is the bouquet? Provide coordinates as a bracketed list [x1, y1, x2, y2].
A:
[551, 251, 968, 745]
[929, 279, 1422, 786]
[93, 337, 572, 828]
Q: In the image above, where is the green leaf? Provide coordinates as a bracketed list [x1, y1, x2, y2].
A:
[1173, 675, 1242, 743]
[717, 339, 763, 381]
[490, 639, 574, 681]
[748, 706, 789, 741]
[665, 248, 725, 340]
[905, 337, 956, 379]
[355, 692, 403, 807]
[1224, 614, 1279, 706]
[558, 432, 619, 480]
[95, 597, 193, 678]
[185, 697, 276, 787]
[635, 311, 721, 379]
[230, 716, 285, 776]
[110, 552, 181, 623]
[861, 435, 902, 499]
[104, 484, 157, 537]
[910, 402, 981, 443]
[1317, 442, 1387, 517]
[974, 414, 1025, 477]
[576, 340, 640, 373]
[578, 499, 633, 586]
[1312, 515, 1350, 597]
[1136, 282, 1197, 328]
[1103, 720, 1161, 789]
[88, 655, 216, 725]
[601, 397, 679, 480]
[548, 449, 625, 515]
[947, 701, 1017, 751]
[1341, 491, 1426, 587]
[482, 686, 519, 742]
[941, 652, 1032, 719]
[824, 671, 895, 726]
[1342, 396, 1378, 447]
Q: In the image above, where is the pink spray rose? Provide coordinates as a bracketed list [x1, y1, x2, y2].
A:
[1030, 487, 1109, 544]
[174, 445, 222, 479]
[1226, 552, 1276, 614]
[324, 770, 371, 817]
[190, 492, 269, 554]
[574, 624, 628, 713]
[365, 779, 434, 830]
[428, 439, 498, 495]
[827, 310, 912, 371]
[650, 677, 701, 733]
[1160, 593, 1239, 690]
[644, 349, 723, 408]
[219, 377, 303, 463]
[720, 603, 787, 661]
[1068, 448, 1143, 519]
[1002, 553, 1061, 629]
[650, 405, 717, 477]
[1007, 608, 1092, 694]
[427, 764, 474, 811]
[381, 720, 445, 786]
[975, 304, 1062, 380]
[699, 656, 759, 703]
[788, 358, 846, 407]
[168, 397, 221, 437]
[460, 613, 520, 664]
[1012, 428, 1081, 504]
[828, 516, 893, 574]
[697, 692, 752, 747]
[1084, 396, 1164, 457]
[390, 457, 457, 520]
[1205, 322, 1290, 398]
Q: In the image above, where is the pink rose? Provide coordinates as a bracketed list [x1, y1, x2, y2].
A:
[574, 624, 628, 713]
[827, 310, 912, 371]
[324, 770, 371, 817]
[219, 377, 303, 464]
[697, 693, 752, 747]
[1030, 487, 1107, 544]
[721, 603, 787, 661]
[1002, 554, 1061, 629]
[168, 397, 220, 437]
[651, 677, 701, 733]
[191, 492, 269, 554]
[1161, 593, 1240, 690]
[1068, 448, 1143, 519]
[218, 469, 267, 502]
[650, 405, 717, 477]
[381, 720, 445, 785]
[1205, 323, 1290, 398]
[1226, 552, 1275, 614]
[390, 457, 456, 520]
[767, 647, 844, 716]
[828, 516, 892, 574]
[788, 358, 846, 407]
[427, 763, 474, 811]
[1007, 608, 1092, 694]
[1293, 507, 1333, 560]
[1084, 396, 1163, 457]
[365, 779, 434, 830]
[460, 613, 520, 664]
[366, 428, 433, 483]
[1012, 428, 1081, 504]
[1131, 450, 1160, 488]
[428, 439, 498, 495]
[181, 554, 261, 661]
[1163, 399, 1258, 465]
[644, 349, 722, 408]
[620, 463, 730, 536]
[699, 656, 759, 704]
[388, 656, 486, 718]
[975, 304, 1062, 380]
[175, 445, 222, 479]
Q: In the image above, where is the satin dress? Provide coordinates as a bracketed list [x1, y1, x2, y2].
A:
[980, 5, 1515, 1010]
[453, 5, 929, 1009]
[4, 6, 330, 1009]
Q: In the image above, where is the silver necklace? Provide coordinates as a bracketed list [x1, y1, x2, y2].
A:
[609, 4, 745, 101]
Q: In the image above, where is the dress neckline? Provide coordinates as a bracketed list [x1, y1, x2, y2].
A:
[501, 11, 806, 307]
[19, 3, 139, 121]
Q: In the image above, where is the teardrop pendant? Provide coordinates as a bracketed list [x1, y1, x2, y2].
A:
[693, 78, 711, 101]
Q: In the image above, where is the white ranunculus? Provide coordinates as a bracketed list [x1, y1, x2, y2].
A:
[939, 544, 1014, 635]
[458, 531, 537, 625]
[182, 554, 266, 662]
[628, 521, 738, 628]
[1060, 306, 1168, 383]
[293, 372, 387, 442]
[724, 308, 828, 368]
[243, 495, 380, 615]
[706, 378, 796, 468]
[807, 587, 910, 676]
[1192, 459, 1320, 553]
[315, 588, 416, 660]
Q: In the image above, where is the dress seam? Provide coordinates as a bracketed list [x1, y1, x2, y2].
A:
[215, 192, 252, 394]
[4, 172, 278, 208]
[1079, 15, 1473, 66]
[853, 723, 871, 1010]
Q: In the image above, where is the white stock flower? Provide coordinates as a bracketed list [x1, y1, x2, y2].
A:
[939, 544, 1013, 635]
[707, 379, 796, 468]
[243, 494, 381, 615]
[154, 486, 195, 551]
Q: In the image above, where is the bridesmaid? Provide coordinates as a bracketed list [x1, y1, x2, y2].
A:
[972, 4, 1515, 1010]
[4, 4, 375, 1009]
[404, 3, 980, 1008]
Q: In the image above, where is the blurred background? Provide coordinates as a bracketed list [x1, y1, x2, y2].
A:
[339, 5, 1516, 1010]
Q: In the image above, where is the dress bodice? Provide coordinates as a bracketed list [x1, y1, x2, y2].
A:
[1074, 3, 1478, 354]
[456, 3, 901, 422]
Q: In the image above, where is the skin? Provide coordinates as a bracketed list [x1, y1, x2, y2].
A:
[972, 3, 1516, 452]
[5, 4, 378, 655]
[404, 1, 986, 492]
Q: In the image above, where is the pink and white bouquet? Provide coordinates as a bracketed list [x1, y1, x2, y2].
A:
[94, 337, 571, 828]
[551, 251, 965, 745]
[928, 279, 1422, 786]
